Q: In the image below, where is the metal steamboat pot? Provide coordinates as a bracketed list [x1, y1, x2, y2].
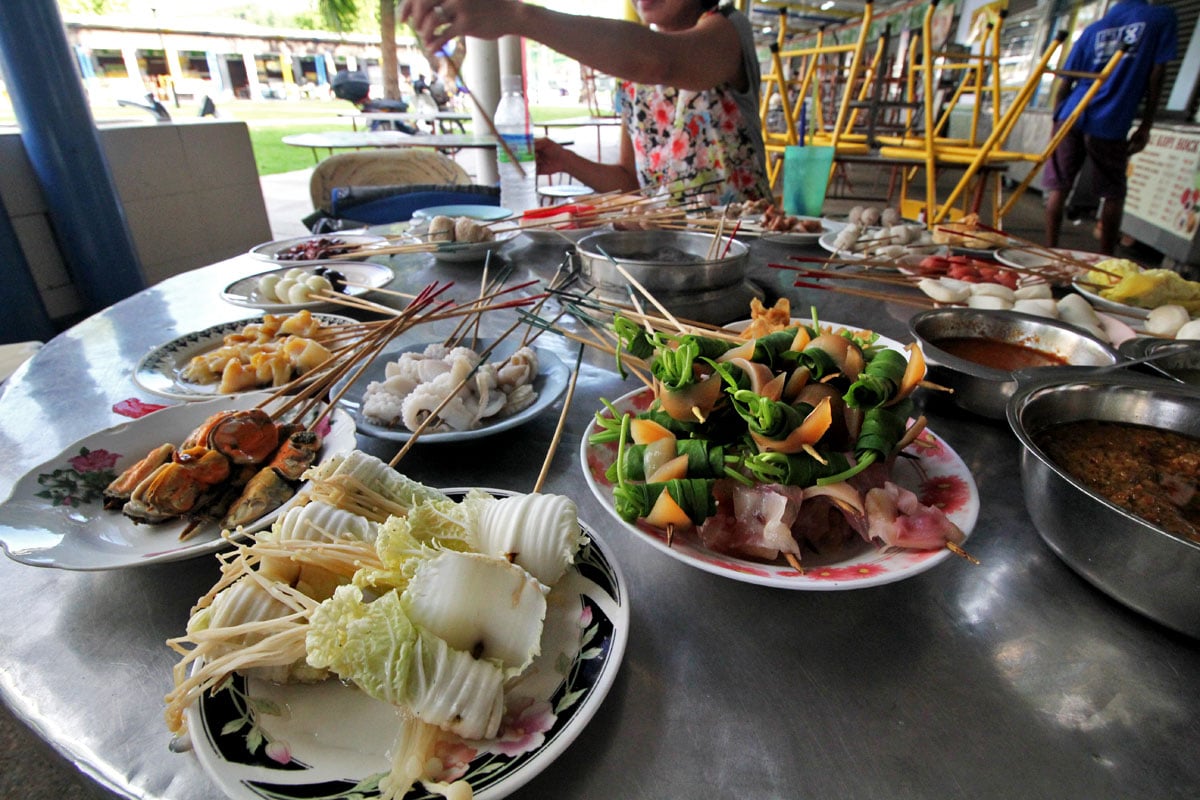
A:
[1007, 369, 1200, 639]
[574, 230, 760, 323]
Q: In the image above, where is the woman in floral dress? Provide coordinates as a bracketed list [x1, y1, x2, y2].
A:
[400, 0, 771, 205]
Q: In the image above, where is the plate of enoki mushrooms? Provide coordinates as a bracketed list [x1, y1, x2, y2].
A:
[166, 455, 629, 800]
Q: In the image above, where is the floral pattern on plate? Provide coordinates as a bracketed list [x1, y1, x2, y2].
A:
[187, 500, 628, 800]
[580, 387, 979, 590]
[0, 392, 356, 570]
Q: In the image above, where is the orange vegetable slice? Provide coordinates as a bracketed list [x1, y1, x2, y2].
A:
[645, 487, 692, 529]
[647, 454, 690, 483]
[630, 417, 676, 445]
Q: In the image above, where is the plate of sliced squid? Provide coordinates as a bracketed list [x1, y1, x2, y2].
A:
[330, 338, 571, 443]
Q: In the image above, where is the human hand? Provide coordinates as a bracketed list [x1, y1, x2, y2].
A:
[1128, 126, 1151, 156]
[534, 138, 572, 177]
[399, 0, 516, 54]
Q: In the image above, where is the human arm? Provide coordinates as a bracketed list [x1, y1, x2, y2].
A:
[1128, 63, 1167, 155]
[399, 0, 747, 92]
[534, 134, 639, 194]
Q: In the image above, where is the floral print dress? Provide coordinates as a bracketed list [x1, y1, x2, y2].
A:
[619, 8, 771, 204]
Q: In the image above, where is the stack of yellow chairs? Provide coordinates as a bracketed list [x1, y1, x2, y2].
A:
[875, 1, 1125, 226]
[758, 1, 876, 192]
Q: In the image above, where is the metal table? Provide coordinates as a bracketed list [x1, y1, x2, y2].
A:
[0, 235, 1197, 800]
[282, 131, 499, 162]
[340, 110, 472, 134]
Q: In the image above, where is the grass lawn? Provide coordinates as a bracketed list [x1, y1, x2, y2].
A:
[0, 98, 605, 176]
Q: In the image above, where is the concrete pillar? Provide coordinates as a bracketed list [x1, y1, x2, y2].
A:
[121, 46, 143, 95]
[465, 37, 501, 183]
[243, 51, 260, 99]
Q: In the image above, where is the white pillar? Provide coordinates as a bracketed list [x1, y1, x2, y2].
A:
[465, 36, 501, 183]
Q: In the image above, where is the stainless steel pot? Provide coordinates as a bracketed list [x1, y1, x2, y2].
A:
[1007, 369, 1200, 638]
[908, 307, 1120, 419]
[575, 229, 750, 295]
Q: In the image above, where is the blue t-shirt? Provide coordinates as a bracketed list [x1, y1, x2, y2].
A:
[1055, 0, 1177, 139]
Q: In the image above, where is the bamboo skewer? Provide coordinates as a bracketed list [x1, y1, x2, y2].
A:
[533, 343, 586, 494]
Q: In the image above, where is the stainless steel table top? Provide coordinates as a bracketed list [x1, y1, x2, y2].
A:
[0, 235, 1197, 800]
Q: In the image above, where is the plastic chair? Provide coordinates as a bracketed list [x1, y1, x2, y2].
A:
[308, 150, 474, 214]
[327, 184, 500, 225]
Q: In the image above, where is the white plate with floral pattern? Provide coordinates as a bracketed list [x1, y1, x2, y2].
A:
[0, 392, 356, 570]
[581, 386, 979, 590]
[185, 494, 628, 800]
[134, 313, 357, 401]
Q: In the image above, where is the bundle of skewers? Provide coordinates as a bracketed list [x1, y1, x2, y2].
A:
[511, 260, 977, 574]
[110, 270, 555, 540]
[771, 225, 1137, 340]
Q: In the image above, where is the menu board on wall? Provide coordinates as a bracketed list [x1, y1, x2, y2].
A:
[1125, 128, 1200, 245]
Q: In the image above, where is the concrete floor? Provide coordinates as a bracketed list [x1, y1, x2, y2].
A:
[0, 129, 1159, 800]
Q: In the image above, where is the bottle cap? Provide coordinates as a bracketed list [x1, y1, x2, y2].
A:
[501, 75, 524, 94]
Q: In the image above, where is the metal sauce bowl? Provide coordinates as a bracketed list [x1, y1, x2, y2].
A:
[908, 307, 1120, 419]
[1007, 370, 1200, 638]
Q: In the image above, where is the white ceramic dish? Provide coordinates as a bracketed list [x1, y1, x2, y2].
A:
[817, 228, 936, 260]
[758, 217, 847, 245]
[222, 262, 395, 313]
[411, 204, 513, 222]
[723, 317, 906, 353]
[581, 386, 979, 590]
[331, 340, 570, 443]
[133, 313, 357, 401]
[1071, 278, 1151, 321]
[186, 498, 627, 800]
[432, 232, 520, 263]
[0, 393, 356, 570]
[248, 233, 389, 263]
[994, 247, 1105, 274]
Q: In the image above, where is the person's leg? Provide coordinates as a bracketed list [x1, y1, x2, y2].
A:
[1083, 134, 1130, 256]
[1045, 188, 1068, 248]
[1098, 194, 1121, 254]
[1042, 124, 1085, 248]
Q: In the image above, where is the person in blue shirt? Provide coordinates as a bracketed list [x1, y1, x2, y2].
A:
[1043, 0, 1177, 254]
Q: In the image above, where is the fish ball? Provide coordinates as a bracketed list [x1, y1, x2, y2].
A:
[918, 278, 970, 304]
[273, 278, 296, 303]
[1057, 293, 1102, 327]
[860, 207, 882, 227]
[966, 294, 1013, 310]
[304, 274, 333, 294]
[287, 282, 313, 304]
[1174, 320, 1200, 340]
[428, 215, 456, 242]
[1145, 304, 1190, 338]
[878, 244, 908, 259]
[454, 217, 484, 243]
[1013, 298, 1059, 318]
[258, 274, 281, 300]
[848, 206, 865, 224]
[283, 268, 306, 281]
[969, 282, 1016, 302]
[880, 207, 902, 227]
[1013, 283, 1053, 300]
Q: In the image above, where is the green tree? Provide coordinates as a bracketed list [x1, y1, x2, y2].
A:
[319, 0, 402, 101]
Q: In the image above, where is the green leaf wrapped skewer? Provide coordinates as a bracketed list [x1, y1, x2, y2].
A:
[817, 400, 915, 485]
[844, 348, 907, 409]
[742, 450, 852, 487]
[605, 439, 739, 483]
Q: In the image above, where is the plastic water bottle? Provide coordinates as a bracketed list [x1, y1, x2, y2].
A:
[494, 75, 537, 213]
